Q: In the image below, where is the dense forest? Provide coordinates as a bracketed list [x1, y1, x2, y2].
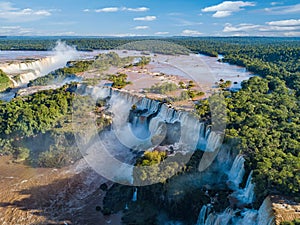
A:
[0, 37, 299, 218]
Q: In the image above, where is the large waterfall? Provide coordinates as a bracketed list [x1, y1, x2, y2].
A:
[78, 85, 223, 154]
[0, 41, 78, 87]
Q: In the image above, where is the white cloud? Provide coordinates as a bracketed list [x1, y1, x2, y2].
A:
[174, 19, 203, 27]
[0, 2, 17, 11]
[264, 4, 300, 14]
[267, 19, 300, 26]
[48, 21, 77, 26]
[83, 9, 90, 12]
[259, 26, 299, 32]
[134, 16, 157, 21]
[0, 25, 33, 35]
[181, 29, 202, 36]
[93, 6, 149, 13]
[155, 31, 169, 35]
[125, 7, 149, 12]
[95, 7, 119, 13]
[223, 22, 300, 36]
[134, 26, 149, 30]
[202, 1, 256, 18]
[284, 31, 300, 36]
[168, 12, 184, 16]
[0, 2, 52, 22]
[270, 2, 283, 6]
[223, 23, 260, 32]
[100, 33, 148, 37]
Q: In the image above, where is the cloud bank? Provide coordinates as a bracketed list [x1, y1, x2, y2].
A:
[0, 2, 52, 22]
[202, 1, 256, 18]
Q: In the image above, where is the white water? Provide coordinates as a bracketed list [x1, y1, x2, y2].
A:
[83, 86, 223, 153]
[196, 205, 212, 225]
[196, 155, 259, 225]
[231, 171, 255, 205]
[227, 155, 246, 189]
[132, 188, 137, 202]
[0, 41, 78, 87]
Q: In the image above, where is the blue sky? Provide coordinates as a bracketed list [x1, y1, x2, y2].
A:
[0, 0, 300, 36]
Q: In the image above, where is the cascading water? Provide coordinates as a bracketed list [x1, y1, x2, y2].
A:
[235, 210, 258, 225]
[196, 154, 261, 225]
[257, 197, 275, 225]
[205, 131, 222, 152]
[0, 41, 78, 87]
[83, 86, 223, 154]
[196, 205, 212, 225]
[231, 170, 255, 205]
[227, 155, 246, 190]
[132, 188, 137, 202]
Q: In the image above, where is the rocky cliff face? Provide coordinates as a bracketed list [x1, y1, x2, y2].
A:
[271, 196, 300, 225]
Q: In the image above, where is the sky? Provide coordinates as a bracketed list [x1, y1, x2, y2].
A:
[0, 0, 300, 37]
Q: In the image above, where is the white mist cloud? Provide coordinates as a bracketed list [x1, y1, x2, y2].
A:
[93, 6, 149, 13]
[284, 31, 300, 36]
[223, 22, 300, 36]
[134, 16, 157, 21]
[202, 1, 256, 18]
[223, 23, 260, 32]
[0, 2, 52, 22]
[95, 7, 119, 13]
[264, 3, 300, 14]
[0, 26, 33, 35]
[181, 29, 202, 36]
[270, 2, 283, 6]
[134, 26, 149, 30]
[267, 19, 300, 26]
[155, 31, 169, 35]
[125, 7, 149, 12]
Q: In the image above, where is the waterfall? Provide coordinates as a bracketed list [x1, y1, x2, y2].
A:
[178, 112, 201, 151]
[196, 205, 212, 225]
[227, 155, 246, 189]
[242, 171, 255, 204]
[204, 213, 216, 225]
[205, 126, 211, 140]
[235, 210, 258, 225]
[0, 41, 78, 87]
[198, 154, 259, 225]
[110, 93, 152, 151]
[132, 188, 137, 202]
[77, 85, 224, 153]
[204, 208, 234, 225]
[197, 123, 207, 150]
[257, 197, 275, 225]
[205, 131, 222, 152]
[202, 208, 260, 225]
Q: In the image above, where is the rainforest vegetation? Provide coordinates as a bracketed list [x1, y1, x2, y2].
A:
[0, 84, 111, 167]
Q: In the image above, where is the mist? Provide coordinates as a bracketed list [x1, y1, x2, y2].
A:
[0, 40, 79, 86]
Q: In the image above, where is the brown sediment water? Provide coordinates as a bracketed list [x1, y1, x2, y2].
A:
[0, 156, 122, 225]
